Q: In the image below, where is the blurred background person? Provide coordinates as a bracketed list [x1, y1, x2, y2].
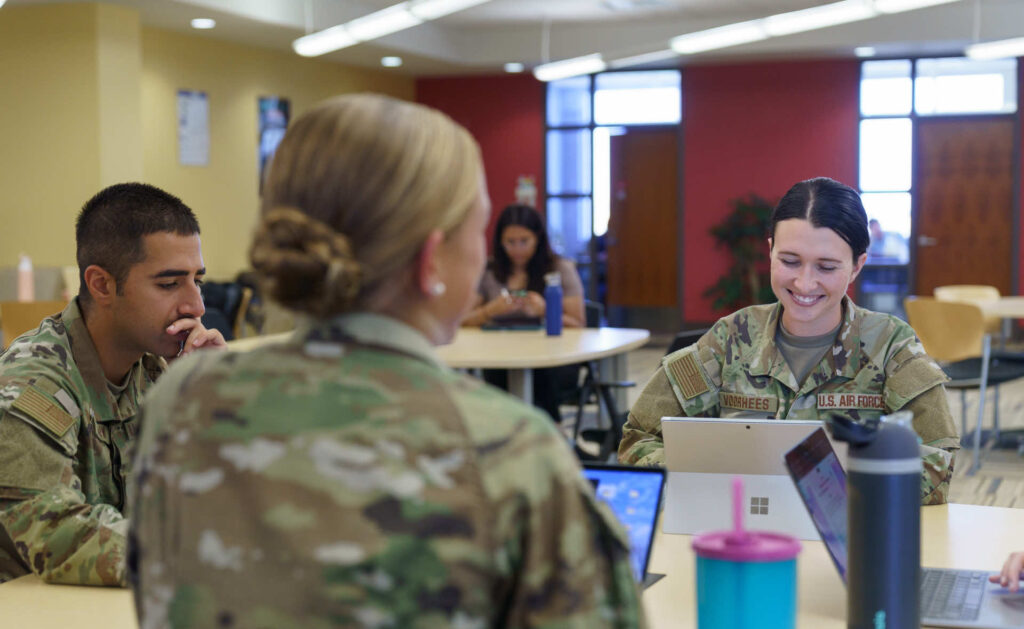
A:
[463, 203, 585, 328]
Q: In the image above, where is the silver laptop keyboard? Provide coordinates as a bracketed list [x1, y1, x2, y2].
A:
[921, 569, 988, 621]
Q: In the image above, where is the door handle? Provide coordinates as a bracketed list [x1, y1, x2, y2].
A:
[917, 235, 938, 247]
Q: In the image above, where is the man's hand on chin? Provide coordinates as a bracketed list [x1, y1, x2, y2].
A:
[166, 318, 227, 357]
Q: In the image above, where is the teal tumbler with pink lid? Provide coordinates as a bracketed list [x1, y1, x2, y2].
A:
[692, 477, 802, 629]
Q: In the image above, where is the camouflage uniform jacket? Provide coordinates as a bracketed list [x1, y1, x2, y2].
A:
[129, 313, 645, 629]
[0, 299, 165, 585]
[619, 297, 960, 505]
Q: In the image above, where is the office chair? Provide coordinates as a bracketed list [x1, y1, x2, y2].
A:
[904, 296, 1024, 475]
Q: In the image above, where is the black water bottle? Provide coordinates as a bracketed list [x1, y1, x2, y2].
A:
[830, 412, 921, 629]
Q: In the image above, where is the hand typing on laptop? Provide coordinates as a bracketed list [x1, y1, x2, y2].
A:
[991, 551, 1024, 592]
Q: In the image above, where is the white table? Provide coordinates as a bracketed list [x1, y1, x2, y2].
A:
[436, 327, 650, 403]
[977, 297, 1024, 345]
[644, 502, 1023, 628]
[4, 504, 1019, 629]
[228, 327, 652, 405]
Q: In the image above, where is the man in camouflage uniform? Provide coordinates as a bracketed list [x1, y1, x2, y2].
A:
[129, 314, 645, 628]
[0, 183, 225, 586]
[620, 297, 959, 505]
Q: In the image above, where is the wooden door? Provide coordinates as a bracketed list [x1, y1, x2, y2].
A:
[914, 118, 1014, 296]
[607, 128, 679, 308]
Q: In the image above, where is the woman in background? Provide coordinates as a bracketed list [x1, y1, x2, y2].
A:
[619, 177, 959, 505]
[462, 204, 585, 328]
[462, 204, 588, 422]
[128, 94, 644, 629]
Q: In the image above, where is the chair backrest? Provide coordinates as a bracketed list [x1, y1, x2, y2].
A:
[666, 328, 709, 356]
[584, 300, 603, 328]
[903, 296, 986, 363]
[933, 284, 1000, 302]
[933, 284, 1001, 335]
[0, 300, 67, 348]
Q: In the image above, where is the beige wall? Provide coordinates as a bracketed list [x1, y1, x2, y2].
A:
[0, 2, 415, 281]
[141, 27, 414, 279]
[0, 5, 103, 268]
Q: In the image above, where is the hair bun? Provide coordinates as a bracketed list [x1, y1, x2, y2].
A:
[250, 207, 361, 317]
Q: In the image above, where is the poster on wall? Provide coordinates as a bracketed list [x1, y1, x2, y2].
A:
[177, 89, 209, 166]
[258, 96, 290, 192]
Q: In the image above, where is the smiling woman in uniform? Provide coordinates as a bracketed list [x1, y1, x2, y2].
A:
[619, 177, 960, 505]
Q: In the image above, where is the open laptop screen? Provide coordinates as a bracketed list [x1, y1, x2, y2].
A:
[581, 463, 665, 583]
[783, 427, 850, 581]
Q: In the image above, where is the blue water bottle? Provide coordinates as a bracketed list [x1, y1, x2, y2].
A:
[544, 272, 563, 336]
[829, 412, 921, 629]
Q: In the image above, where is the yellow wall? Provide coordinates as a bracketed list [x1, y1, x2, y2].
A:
[0, 5, 102, 268]
[0, 3, 415, 280]
[141, 27, 415, 280]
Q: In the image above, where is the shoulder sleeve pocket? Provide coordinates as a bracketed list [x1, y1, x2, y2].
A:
[884, 350, 949, 411]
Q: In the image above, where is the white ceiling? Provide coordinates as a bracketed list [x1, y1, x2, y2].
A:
[8, 0, 1024, 75]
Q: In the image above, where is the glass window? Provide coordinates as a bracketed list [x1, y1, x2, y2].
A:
[860, 60, 912, 117]
[915, 57, 1017, 115]
[594, 70, 682, 125]
[859, 118, 912, 192]
[547, 197, 592, 261]
[591, 126, 627, 237]
[547, 76, 591, 127]
[547, 130, 591, 195]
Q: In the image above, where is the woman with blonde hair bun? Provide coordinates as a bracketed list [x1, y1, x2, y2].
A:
[128, 94, 645, 628]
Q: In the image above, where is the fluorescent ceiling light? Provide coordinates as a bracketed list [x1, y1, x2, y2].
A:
[293, 0, 493, 57]
[670, 22, 767, 55]
[190, 18, 216, 29]
[0, 0, 6, 8]
[763, 0, 876, 37]
[533, 54, 607, 82]
[293, 25, 358, 57]
[608, 49, 680, 70]
[965, 37, 1024, 60]
[409, 0, 490, 20]
[874, 0, 960, 14]
[381, 56, 403, 67]
[345, 4, 422, 41]
[504, 62, 525, 73]
[854, 46, 877, 57]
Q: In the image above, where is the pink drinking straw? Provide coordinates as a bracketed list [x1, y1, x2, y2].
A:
[733, 476, 743, 534]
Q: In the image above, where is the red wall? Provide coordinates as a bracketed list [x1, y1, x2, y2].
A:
[417, 61, 867, 324]
[416, 74, 545, 246]
[682, 59, 862, 322]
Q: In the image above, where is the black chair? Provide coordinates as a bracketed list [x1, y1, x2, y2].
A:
[200, 281, 245, 341]
[666, 328, 709, 356]
[562, 300, 636, 461]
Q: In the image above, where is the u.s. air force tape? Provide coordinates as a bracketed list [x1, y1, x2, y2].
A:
[666, 352, 709, 400]
[817, 392, 884, 410]
[12, 386, 76, 437]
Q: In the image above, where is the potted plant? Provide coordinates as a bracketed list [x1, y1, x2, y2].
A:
[703, 194, 777, 312]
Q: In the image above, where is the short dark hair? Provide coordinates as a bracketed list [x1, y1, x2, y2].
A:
[76, 183, 200, 301]
[769, 177, 869, 261]
[491, 204, 555, 293]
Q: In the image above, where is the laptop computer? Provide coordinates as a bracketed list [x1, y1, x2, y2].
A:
[581, 462, 666, 588]
[661, 417, 847, 541]
[784, 427, 1024, 628]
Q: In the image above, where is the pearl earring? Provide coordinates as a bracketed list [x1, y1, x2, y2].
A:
[430, 282, 446, 297]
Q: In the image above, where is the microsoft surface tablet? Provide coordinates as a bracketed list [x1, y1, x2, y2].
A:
[661, 417, 840, 540]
